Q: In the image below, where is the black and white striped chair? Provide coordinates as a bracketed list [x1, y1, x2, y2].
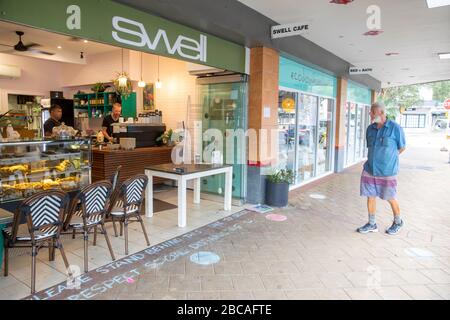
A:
[107, 174, 150, 255]
[3, 190, 71, 294]
[63, 181, 115, 272]
[105, 165, 122, 237]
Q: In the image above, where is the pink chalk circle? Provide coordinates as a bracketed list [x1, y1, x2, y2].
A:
[266, 214, 287, 222]
[127, 278, 135, 284]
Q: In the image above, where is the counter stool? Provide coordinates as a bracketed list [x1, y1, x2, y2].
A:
[3, 190, 71, 294]
[63, 181, 115, 273]
[107, 174, 150, 255]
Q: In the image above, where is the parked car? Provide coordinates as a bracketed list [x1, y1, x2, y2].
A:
[434, 119, 448, 130]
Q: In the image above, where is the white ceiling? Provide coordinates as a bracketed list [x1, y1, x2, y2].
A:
[239, 0, 450, 87]
[0, 21, 118, 64]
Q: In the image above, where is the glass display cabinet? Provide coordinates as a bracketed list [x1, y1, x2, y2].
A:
[0, 138, 91, 204]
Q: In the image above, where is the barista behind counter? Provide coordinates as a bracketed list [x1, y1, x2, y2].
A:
[101, 102, 121, 142]
[44, 104, 62, 137]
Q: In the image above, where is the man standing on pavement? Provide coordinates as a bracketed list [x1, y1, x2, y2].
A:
[357, 102, 406, 235]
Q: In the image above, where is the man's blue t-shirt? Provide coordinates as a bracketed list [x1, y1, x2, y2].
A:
[363, 120, 406, 177]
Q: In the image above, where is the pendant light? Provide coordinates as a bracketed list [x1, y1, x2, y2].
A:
[138, 52, 146, 88]
[118, 48, 129, 88]
[155, 55, 163, 89]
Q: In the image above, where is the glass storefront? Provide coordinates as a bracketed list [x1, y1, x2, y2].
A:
[345, 81, 372, 167]
[277, 57, 337, 187]
[277, 91, 335, 185]
[198, 78, 248, 199]
[278, 91, 297, 173]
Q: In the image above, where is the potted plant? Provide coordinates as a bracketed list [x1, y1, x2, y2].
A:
[265, 169, 295, 207]
[156, 129, 174, 146]
[112, 72, 133, 99]
[91, 82, 110, 93]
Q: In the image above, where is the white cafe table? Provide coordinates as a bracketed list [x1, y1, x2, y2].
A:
[145, 163, 233, 228]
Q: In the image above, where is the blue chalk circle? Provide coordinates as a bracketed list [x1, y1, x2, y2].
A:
[190, 251, 221, 265]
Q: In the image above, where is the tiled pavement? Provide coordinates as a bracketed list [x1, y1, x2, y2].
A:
[2, 132, 450, 300]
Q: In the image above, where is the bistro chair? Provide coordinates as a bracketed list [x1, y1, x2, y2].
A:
[107, 174, 150, 255]
[3, 190, 71, 294]
[63, 181, 115, 273]
[70, 166, 124, 244]
[106, 165, 122, 237]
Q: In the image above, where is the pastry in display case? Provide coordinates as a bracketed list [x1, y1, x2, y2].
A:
[0, 138, 91, 204]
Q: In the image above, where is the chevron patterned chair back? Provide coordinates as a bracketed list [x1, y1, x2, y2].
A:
[66, 181, 112, 225]
[121, 174, 148, 215]
[3, 190, 71, 294]
[11, 190, 69, 243]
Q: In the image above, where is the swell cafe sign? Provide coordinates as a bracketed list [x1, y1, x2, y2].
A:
[0, 0, 246, 73]
[271, 22, 310, 39]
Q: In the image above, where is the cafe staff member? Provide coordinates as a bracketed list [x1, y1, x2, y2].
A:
[102, 102, 122, 142]
[44, 104, 62, 137]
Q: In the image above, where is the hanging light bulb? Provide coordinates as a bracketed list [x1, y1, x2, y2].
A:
[117, 48, 129, 88]
[118, 74, 128, 87]
[138, 52, 146, 88]
[156, 56, 163, 89]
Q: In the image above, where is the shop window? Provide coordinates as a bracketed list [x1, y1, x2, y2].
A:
[401, 114, 426, 128]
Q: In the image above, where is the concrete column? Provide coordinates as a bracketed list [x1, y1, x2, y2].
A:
[371, 89, 377, 104]
[246, 47, 279, 204]
[334, 78, 348, 173]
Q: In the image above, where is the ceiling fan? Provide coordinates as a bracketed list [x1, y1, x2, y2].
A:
[0, 31, 55, 56]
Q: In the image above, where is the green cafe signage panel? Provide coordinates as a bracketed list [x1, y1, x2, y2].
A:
[279, 56, 337, 98]
[0, 0, 246, 73]
[347, 80, 372, 105]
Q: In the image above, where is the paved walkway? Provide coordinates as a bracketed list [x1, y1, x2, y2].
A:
[11, 133, 450, 299]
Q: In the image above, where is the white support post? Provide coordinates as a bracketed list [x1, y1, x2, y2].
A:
[178, 177, 187, 227]
[145, 171, 153, 218]
[224, 168, 232, 211]
[194, 178, 201, 204]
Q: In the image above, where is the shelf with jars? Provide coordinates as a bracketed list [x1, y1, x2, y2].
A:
[74, 92, 136, 119]
[0, 138, 92, 204]
[74, 92, 118, 118]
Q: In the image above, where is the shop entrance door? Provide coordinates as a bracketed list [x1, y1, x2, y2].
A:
[197, 75, 248, 200]
[345, 103, 370, 166]
[278, 90, 298, 172]
[296, 94, 318, 183]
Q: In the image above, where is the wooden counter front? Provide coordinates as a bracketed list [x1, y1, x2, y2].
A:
[92, 146, 173, 184]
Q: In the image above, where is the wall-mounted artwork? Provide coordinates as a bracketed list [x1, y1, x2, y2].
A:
[143, 83, 155, 111]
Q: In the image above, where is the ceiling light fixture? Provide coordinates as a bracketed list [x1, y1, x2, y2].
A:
[438, 52, 450, 59]
[138, 52, 146, 88]
[155, 56, 162, 89]
[426, 0, 450, 8]
[57, 46, 62, 49]
[83, 40, 89, 43]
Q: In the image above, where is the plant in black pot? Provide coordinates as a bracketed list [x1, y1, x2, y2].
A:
[265, 169, 295, 207]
